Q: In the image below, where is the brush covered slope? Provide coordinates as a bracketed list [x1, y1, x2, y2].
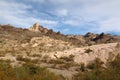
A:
[0, 23, 120, 80]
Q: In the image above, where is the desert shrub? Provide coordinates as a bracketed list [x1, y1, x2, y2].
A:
[73, 55, 120, 80]
[49, 59, 64, 64]
[0, 61, 16, 80]
[0, 53, 5, 57]
[87, 63, 95, 69]
[16, 55, 41, 64]
[85, 48, 93, 53]
[48, 55, 76, 69]
[29, 54, 42, 57]
[87, 58, 104, 70]
[80, 63, 86, 72]
[31, 59, 40, 64]
[108, 54, 120, 74]
[43, 55, 49, 59]
[73, 72, 86, 80]
[59, 62, 77, 70]
[116, 43, 120, 48]
[48, 55, 73, 64]
[50, 59, 77, 70]
[0, 59, 12, 63]
[88, 43, 93, 46]
[60, 54, 75, 62]
[0, 61, 65, 80]
[41, 55, 50, 63]
[0, 40, 2, 43]
[16, 55, 31, 62]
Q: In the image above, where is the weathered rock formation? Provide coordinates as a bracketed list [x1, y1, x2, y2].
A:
[29, 22, 48, 34]
[84, 32, 98, 40]
[93, 33, 114, 43]
[84, 32, 120, 44]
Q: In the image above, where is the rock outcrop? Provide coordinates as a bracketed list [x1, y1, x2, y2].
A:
[84, 32, 120, 44]
[29, 22, 48, 33]
[84, 32, 98, 40]
[93, 33, 114, 43]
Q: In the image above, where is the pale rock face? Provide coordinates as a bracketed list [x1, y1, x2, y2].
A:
[46, 43, 119, 65]
[28, 22, 49, 33]
[21, 43, 29, 47]
[31, 43, 39, 47]
[29, 22, 43, 32]
[33, 22, 40, 31]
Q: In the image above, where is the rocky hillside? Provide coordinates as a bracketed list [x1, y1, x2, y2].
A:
[1, 23, 119, 47]
[84, 32, 120, 44]
[0, 23, 120, 80]
[0, 24, 77, 56]
[1, 25, 120, 62]
[66, 32, 120, 45]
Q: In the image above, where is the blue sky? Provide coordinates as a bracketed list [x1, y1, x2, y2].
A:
[0, 0, 120, 35]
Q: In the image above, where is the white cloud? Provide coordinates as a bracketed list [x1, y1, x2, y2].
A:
[56, 9, 68, 16]
[63, 20, 80, 26]
[79, 0, 120, 33]
[38, 19, 58, 27]
[48, 0, 72, 4]
[0, 0, 32, 27]
[0, 1, 31, 15]
[22, 0, 45, 3]
[0, 0, 58, 28]
[96, 18, 120, 32]
[51, 0, 120, 33]
[63, 28, 69, 31]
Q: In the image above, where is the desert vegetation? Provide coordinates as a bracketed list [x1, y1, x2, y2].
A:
[73, 55, 120, 80]
[0, 60, 65, 80]
[0, 54, 119, 80]
[0, 24, 120, 80]
[84, 48, 93, 54]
